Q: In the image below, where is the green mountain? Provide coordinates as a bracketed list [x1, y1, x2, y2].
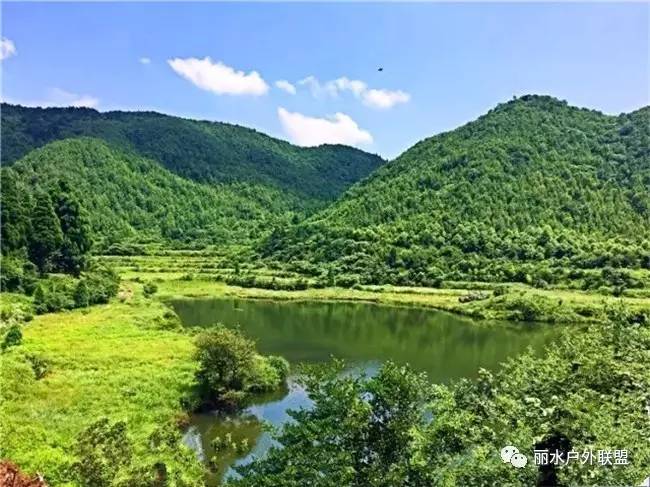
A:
[2, 137, 298, 249]
[263, 95, 650, 285]
[1, 103, 384, 252]
[1, 103, 384, 206]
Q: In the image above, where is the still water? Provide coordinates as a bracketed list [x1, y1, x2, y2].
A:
[172, 298, 555, 483]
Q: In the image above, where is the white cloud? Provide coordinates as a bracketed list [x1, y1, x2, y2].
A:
[296, 75, 409, 109]
[298, 76, 324, 97]
[278, 107, 373, 148]
[0, 38, 16, 60]
[50, 88, 99, 108]
[3, 88, 99, 108]
[275, 80, 296, 95]
[326, 77, 367, 97]
[139, 57, 151, 65]
[362, 88, 411, 109]
[168, 56, 268, 96]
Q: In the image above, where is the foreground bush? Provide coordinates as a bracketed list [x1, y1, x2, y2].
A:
[230, 309, 650, 486]
[73, 418, 202, 487]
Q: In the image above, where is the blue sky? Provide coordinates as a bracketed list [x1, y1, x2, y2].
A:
[2, 2, 648, 158]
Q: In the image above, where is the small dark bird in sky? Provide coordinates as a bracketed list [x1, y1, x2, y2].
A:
[377, 67, 383, 72]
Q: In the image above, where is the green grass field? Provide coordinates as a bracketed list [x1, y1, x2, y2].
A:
[0, 287, 201, 485]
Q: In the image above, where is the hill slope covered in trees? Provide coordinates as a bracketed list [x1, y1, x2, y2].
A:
[263, 96, 650, 286]
[1, 138, 299, 250]
[1, 103, 385, 206]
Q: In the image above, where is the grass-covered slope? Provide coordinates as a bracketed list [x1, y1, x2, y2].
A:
[1, 103, 385, 205]
[3, 137, 295, 248]
[264, 95, 650, 285]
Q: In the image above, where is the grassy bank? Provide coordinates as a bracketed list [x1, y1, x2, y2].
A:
[152, 276, 650, 325]
[0, 287, 203, 485]
[98, 254, 650, 325]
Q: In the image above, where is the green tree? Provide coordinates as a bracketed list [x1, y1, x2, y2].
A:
[52, 181, 92, 275]
[74, 279, 90, 308]
[194, 326, 257, 409]
[0, 170, 31, 253]
[28, 192, 63, 273]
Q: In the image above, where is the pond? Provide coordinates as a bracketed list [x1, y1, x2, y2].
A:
[172, 298, 556, 484]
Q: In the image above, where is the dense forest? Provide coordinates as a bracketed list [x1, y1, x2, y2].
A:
[1, 103, 384, 254]
[263, 96, 650, 286]
[1, 138, 297, 250]
[1, 103, 385, 205]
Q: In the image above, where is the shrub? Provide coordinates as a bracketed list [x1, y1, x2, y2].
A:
[458, 292, 489, 303]
[0, 258, 39, 294]
[194, 327, 288, 410]
[74, 280, 90, 308]
[2, 324, 22, 350]
[194, 327, 257, 409]
[143, 281, 158, 298]
[26, 354, 50, 379]
[493, 286, 509, 296]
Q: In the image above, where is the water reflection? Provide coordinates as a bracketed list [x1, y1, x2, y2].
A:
[173, 298, 555, 483]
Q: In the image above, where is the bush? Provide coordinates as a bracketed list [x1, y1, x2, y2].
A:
[34, 279, 76, 314]
[143, 281, 158, 298]
[32, 267, 120, 314]
[2, 324, 23, 350]
[268, 355, 290, 382]
[194, 327, 288, 410]
[458, 292, 489, 303]
[493, 286, 509, 297]
[194, 327, 257, 409]
[0, 258, 39, 294]
[74, 280, 90, 307]
[26, 354, 50, 379]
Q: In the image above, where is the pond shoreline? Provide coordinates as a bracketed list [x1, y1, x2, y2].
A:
[153, 277, 649, 326]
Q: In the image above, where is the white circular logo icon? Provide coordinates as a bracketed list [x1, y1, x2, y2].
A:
[510, 453, 528, 468]
[501, 445, 519, 463]
[501, 445, 528, 468]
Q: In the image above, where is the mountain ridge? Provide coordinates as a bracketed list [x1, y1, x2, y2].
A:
[262, 95, 650, 285]
[0, 103, 385, 206]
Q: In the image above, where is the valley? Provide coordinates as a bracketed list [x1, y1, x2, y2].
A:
[1, 95, 649, 486]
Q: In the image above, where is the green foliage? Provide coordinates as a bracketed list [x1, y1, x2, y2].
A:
[230, 311, 650, 487]
[246, 355, 290, 393]
[74, 279, 91, 308]
[265, 96, 650, 286]
[0, 257, 38, 294]
[52, 180, 92, 275]
[74, 418, 133, 487]
[25, 353, 50, 379]
[193, 326, 286, 409]
[1, 170, 31, 252]
[1, 104, 384, 249]
[28, 191, 63, 273]
[142, 281, 158, 298]
[2, 324, 23, 350]
[33, 267, 120, 314]
[1, 104, 384, 204]
[72, 418, 202, 487]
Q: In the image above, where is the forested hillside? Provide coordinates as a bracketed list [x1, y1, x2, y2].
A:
[2, 138, 294, 250]
[1, 103, 385, 205]
[263, 96, 650, 286]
